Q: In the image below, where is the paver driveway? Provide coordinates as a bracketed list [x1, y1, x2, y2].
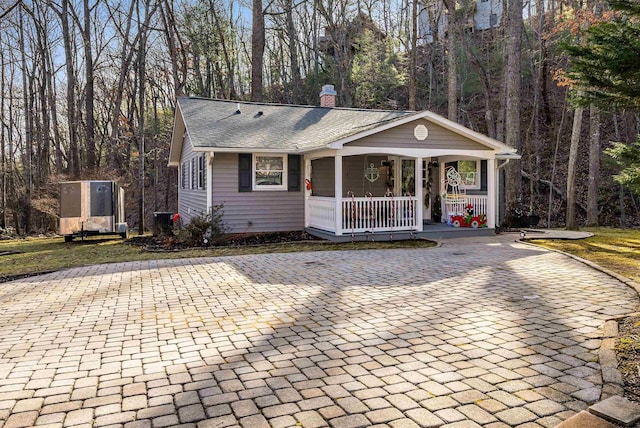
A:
[0, 236, 637, 428]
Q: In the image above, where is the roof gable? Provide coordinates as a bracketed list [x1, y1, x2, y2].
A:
[345, 118, 493, 151]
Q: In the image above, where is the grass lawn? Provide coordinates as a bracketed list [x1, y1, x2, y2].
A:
[532, 227, 640, 283]
[0, 235, 437, 279]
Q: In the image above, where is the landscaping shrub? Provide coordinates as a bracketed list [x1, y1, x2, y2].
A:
[178, 204, 226, 247]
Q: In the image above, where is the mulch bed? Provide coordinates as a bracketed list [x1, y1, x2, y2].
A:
[0, 271, 56, 284]
[127, 231, 322, 251]
[617, 316, 640, 402]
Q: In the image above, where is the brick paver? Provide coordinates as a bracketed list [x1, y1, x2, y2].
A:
[0, 235, 637, 427]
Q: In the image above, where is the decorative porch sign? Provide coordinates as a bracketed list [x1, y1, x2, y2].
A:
[364, 163, 380, 183]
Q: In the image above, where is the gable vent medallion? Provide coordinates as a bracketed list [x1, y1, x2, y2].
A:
[414, 124, 429, 141]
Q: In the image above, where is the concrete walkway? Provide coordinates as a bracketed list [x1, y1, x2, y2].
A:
[0, 235, 637, 428]
[519, 229, 594, 240]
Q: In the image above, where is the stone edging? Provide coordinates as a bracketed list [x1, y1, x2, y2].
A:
[520, 239, 640, 404]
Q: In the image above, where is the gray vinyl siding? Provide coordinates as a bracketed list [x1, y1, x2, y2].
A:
[347, 119, 492, 151]
[178, 136, 207, 223]
[211, 153, 304, 233]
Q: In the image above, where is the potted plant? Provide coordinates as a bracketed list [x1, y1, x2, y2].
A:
[527, 211, 540, 227]
[527, 200, 540, 227]
[432, 195, 442, 223]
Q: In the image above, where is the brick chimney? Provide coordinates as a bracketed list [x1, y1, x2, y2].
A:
[319, 84, 337, 108]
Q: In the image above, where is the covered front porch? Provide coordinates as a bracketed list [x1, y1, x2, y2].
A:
[306, 219, 496, 241]
[303, 150, 497, 240]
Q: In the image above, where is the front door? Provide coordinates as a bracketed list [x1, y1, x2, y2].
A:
[400, 159, 415, 196]
[423, 159, 438, 221]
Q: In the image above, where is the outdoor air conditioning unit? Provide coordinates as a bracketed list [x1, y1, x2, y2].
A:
[59, 180, 128, 242]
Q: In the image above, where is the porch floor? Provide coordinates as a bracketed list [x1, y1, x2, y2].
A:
[305, 221, 495, 242]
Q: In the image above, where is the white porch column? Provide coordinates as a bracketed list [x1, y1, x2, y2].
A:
[415, 157, 423, 231]
[487, 158, 496, 228]
[304, 156, 311, 228]
[206, 152, 213, 213]
[335, 153, 343, 235]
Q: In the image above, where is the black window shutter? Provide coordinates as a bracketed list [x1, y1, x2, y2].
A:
[481, 160, 487, 191]
[238, 153, 252, 192]
[288, 154, 301, 192]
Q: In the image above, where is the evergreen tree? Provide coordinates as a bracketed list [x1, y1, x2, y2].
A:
[605, 137, 640, 194]
[351, 29, 404, 109]
[567, 0, 640, 195]
[566, 3, 640, 109]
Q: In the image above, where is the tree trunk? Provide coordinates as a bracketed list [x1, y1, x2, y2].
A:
[160, 0, 187, 97]
[285, 0, 301, 103]
[0, 35, 5, 229]
[251, 0, 264, 102]
[45, 46, 63, 174]
[504, 0, 523, 213]
[566, 106, 583, 230]
[83, 0, 96, 171]
[19, 6, 32, 233]
[60, 0, 80, 177]
[586, 104, 600, 226]
[446, 24, 457, 121]
[137, 4, 147, 235]
[408, 0, 418, 111]
[209, 0, 237, 99]
[107, 0, 154, 169]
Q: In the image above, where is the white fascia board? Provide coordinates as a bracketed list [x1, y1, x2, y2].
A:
[168, 102, 186, 166]
[495, 152, 522, 159]
[421, 111, 516, 152]
[304, 149, 338, 160]
[190, 147, 300, 154]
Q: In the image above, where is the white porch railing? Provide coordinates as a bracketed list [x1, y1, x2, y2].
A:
[342, 196, 417, 233]
[443, 194, 488, 217]
[308, 197, 336, 232]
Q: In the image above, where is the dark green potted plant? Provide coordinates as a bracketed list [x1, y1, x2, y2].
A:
[527, 212, 540, 227]
[432, 195, 442, 223]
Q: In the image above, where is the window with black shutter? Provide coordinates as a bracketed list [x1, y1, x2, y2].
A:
[238, 153, 252, 192]
[288, 155, 301, 192]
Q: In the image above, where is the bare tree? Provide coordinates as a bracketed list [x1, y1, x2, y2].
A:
[52, 0, 81, 177]
[80, 0, 97, 171]
[0, 32, 6, 229]
[252, 0, 265, 101]
[408, 0, 418, 110]
[442, 0, 458, 121]
[504, 0, 523, 213]
[136, 0, 152, 234]
[566, 104, 583, 230]
[586, 104, 600, 226]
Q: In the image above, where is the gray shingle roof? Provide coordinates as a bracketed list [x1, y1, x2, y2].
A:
[178, 97, 415, 151]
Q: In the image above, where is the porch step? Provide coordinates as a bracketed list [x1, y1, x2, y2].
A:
[305, 226, 495, 242]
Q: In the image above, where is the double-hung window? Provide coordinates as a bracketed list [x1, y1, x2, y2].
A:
[458, 160, 481, 190]
[253, 154, 287, 190]
[191, 158, 197, 189]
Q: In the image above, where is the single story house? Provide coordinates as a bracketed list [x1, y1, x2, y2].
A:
[168, 85, 519, 240]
